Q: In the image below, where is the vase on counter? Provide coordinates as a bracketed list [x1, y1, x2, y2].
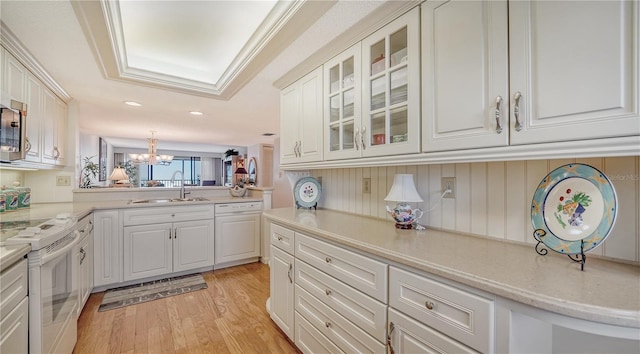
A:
[229, 185, 247, 197]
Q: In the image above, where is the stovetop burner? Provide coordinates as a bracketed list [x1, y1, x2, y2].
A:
[0, 219, 50, 242]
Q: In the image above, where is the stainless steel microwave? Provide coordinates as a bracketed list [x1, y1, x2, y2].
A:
[0, 99, 27, 162]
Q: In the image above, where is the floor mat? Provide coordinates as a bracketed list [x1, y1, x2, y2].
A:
[98, 273, 207, 311]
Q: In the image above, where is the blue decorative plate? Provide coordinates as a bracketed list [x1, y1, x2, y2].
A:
[531, 164, 617, 255]
[294, 177, 321, 209]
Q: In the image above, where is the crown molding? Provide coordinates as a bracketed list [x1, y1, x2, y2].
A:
[0, 21, 72, 102]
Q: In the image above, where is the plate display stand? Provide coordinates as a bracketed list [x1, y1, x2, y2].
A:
[295, 200, 317, 210]
[533, 229, 586, 271]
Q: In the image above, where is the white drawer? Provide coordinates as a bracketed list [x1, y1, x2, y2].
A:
[295, 312, 342, 354]
[389, 266, 493, 353]
[296, 286, 386, 354]
[388, 308, 478, 354]
[123, 205, 214, 225]
[0, 296, 28, 354]
[295, 259, 387, 342]
[295, 233, 388, 303]
[0, 259, 27, 319]
[270, 223, 295, 254]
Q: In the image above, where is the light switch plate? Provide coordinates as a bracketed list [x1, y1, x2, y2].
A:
[363, 178, 371, 194]
[56, 175, 70, 186]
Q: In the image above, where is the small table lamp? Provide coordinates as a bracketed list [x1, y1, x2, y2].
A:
[108, 167, 130, 187]
[384, 174, 424, 229]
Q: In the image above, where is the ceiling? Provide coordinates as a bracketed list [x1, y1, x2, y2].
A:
[0, 0, 387, 153]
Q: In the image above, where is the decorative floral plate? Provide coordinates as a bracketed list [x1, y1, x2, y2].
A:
[531, 164, 617, 255]
[294, 177, 321, 209]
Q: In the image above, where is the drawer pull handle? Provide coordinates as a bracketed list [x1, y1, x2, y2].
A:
[425, 301, 435, 310]
[277, 236, 283, 241]
[325, 289, 332, 296]
[325, 322, 331, 328]
[325, 257, 332, 263]
[387, 322, 395, 354]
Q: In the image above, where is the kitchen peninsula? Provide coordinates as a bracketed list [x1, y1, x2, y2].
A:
[264, 207, 640, 353]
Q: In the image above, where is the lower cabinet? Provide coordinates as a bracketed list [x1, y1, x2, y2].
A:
[388, 308, 478, 354]
[0, 259, 28, 354]
[93, 210, 122, 287]
[124, 219, 214, 282]
[269, 245, 295, 340]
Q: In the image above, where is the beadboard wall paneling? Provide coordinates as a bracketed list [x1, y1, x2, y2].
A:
[312, 156, 640, 263]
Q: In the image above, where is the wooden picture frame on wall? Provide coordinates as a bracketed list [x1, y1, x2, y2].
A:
[99, 137, 107, 181]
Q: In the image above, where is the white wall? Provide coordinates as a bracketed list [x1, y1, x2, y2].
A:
[311, 156, 640, 264]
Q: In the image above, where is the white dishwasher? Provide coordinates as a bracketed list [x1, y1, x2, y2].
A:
[214, 201, 263, 268]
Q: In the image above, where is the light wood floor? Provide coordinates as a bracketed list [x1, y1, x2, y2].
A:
[74, 262, 300, 354]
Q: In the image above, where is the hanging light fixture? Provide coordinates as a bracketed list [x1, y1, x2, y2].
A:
[128, 131, 174, 165]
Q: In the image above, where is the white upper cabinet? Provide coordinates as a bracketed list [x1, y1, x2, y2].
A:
[24, 72, 43, 162]
[422, 0, 639, 152]
[361, 7, 421, 157]
[3, 51, 27, 103]
[509, 0, 639, 144]
[422, 0, 509, 151]
[324, 43, 362, 160]
[280, 66, 324, 164]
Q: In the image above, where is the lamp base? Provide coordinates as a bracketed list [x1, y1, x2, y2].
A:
[395, 223, 413, 230]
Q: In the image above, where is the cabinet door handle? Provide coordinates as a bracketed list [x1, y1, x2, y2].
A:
[174, 228, 177, 239]
[287, 263, 293, 283]
[387, 322, 395, 354]
[425, 301, 435, 310]
[495, 95, 503, 134]
[514, 91, 523, 132]
[293, 141, 299, 157]
[53, 147, 60, 160]
[354, 128, 359, 150]
[25, 137, 31, 152]
[169, 229, 172, 239]
[361, 126, 366, 150]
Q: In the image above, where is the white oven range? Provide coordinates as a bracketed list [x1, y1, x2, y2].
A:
[5, 213, 83, 354]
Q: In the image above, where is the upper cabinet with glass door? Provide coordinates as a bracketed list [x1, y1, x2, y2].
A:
[324, 43, 362, 160]
[360, 7, 420, 158]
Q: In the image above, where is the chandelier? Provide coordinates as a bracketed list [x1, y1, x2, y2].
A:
[128, 131, 174, 166]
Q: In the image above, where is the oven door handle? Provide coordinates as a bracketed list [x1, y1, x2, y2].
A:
[39, 232, 80, 265]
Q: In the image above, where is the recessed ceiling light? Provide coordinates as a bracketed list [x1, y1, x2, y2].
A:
[124, 101, 142, 106]
[189, 111, 203, 116]
[262, 133, 275, 136]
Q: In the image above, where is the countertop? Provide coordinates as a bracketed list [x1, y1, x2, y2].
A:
[0, 196, 262, 269]
[263, 207, 640, 328]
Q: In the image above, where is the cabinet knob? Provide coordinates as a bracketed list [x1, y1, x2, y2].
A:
[277, 236, 283, 241]
[325, 289, 332, 296]
[325, 256, 332, 263]
[325, 322, 331, 328]
[425, 301, 435, 310]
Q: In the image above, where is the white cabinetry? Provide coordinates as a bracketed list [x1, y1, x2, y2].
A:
[214, 205, 261, 267]
[280, 66, 323, 164]
[422, 0, 639, 152]
[269, 223, 295, 340]
[0, 259, 28, 354]
[361, 7, 420, 157]
[75, 216, 94, 317]
[1, 47, 68, 166]
[93, 210, 122, 287]
[389, 266, 494, 353]
[122, 205, 214, 282]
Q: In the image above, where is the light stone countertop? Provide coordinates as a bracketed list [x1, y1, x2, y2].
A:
[263, 207, 640, 328]
[0, 196, 262, 269]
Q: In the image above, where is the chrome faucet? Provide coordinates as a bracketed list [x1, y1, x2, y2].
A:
[170, 170, 191, 199]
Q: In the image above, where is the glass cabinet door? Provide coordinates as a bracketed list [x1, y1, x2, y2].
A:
[361, 7, 420, 157]
[324, 43, 362, 160]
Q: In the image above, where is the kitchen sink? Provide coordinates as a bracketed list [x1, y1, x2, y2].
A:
[129, 197, 209, 204]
